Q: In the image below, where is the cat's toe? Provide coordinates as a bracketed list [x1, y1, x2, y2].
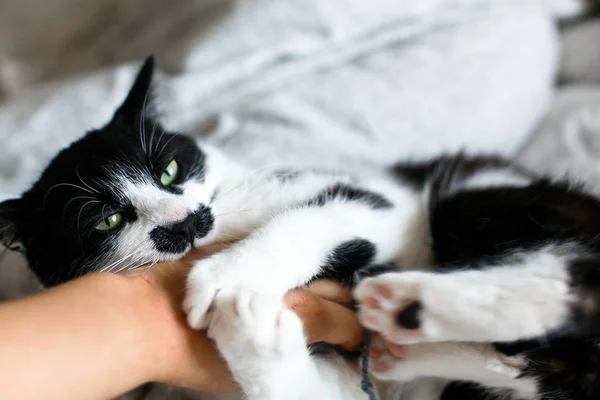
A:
[368, 334, 407, 381]
[208, 287, 305, 355]
[183, 259, 224, 329]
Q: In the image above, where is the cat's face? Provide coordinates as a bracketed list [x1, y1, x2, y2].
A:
[0, 57, 220, 286]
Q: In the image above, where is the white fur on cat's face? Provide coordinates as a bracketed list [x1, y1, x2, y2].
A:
[99, 147, 226, 272]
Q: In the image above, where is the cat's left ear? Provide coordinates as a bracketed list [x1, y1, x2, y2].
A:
[113, 56, 156, 124]
[0, 198, 24, 252]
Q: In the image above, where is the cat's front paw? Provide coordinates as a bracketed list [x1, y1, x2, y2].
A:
[183, 253, 236, 330]
[207, 287, 311, 396]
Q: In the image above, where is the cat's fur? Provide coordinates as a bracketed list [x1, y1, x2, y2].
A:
[2, 57, 600, 400]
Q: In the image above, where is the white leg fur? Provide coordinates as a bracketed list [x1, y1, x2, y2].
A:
[184, 183, 422, 329]
[183, 176, 423, 399]
[207, 288, 364, 400]
[355, 249, 573, 344]
[209, 172, 353, 241]
[370, 338, 538, 398]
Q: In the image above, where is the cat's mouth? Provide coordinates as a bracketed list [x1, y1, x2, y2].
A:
[150, 205, 215, 254]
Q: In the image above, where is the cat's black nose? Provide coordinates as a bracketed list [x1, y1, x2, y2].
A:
[169, 214, 196, 244]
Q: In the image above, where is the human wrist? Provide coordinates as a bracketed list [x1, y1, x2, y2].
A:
[119, 266, 188, 384]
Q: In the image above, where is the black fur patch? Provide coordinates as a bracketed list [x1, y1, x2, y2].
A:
[390, 154, 517, 192]
[518, 338, 600, 400]
[430, 179, 600, 269]
[307, 183, 393, 209]
[440, 382, 498, 400]
[315, 239, 377, 285]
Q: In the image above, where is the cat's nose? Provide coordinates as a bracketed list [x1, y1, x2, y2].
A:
[169, 214, 196, 244]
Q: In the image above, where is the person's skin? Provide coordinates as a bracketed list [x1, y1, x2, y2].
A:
[0, 244, 363, 400]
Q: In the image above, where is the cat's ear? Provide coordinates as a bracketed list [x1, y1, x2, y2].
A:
[0, 198, 23, 252]
[113, 56, 156, 123]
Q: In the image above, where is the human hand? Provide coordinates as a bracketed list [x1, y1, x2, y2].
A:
[123, 244, 363, 393]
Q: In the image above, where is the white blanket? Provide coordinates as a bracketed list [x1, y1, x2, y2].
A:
[0, 0, 566, 201]
[0, 0, 592, 399]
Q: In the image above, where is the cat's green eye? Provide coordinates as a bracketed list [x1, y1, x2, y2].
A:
[95, 213, 123, 231]
[160, 160, 179, 186]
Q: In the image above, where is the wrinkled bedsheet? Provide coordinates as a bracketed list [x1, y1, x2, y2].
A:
[0, 1, 599, 399]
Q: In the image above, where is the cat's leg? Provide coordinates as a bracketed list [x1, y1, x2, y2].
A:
[207, 170, 354, 242]
[355, 247, 600, 345]
[207, 287, 365, 400]
[368, 337, 538, 398]
[184, 181, 425, 329]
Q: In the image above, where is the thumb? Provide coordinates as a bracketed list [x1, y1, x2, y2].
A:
[285, 289, 364, 352]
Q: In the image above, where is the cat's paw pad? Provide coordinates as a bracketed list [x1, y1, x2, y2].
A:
[207, 287, 306, 365]
[355, 273, 429, 344]
[183, 254, 233, 330]
[368, 335, 452, 382]
[368, 334, 410, 381]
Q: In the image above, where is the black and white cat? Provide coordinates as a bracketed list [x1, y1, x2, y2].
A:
[1, 57, 600, 400]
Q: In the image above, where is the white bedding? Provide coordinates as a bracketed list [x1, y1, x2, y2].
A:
[0, 1, 598, 399]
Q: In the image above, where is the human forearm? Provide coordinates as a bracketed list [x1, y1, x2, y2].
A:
[0, 254, 363, 400]
[0, 270, 235, 400]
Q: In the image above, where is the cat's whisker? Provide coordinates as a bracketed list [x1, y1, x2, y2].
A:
[155, 134, 178, 161]
[153, 126, 168, 157]
[99, 249, 145, 273]
[210, 174, 271, 205]
[61, 195, 101, 215]
[60, 195, 102, 226]
[100, 204, 108, 222]
[215, 208, 269, 217]
[113, 256, 150, 274]
[124, 262, 155, 276]
[209, 164, 297, 205]
[76, 165, 100, 194]
[139, 90, 151, 156]
[214, 233, 242, 242]
[44, 183, 98, 207]
[75, 199, 102, 251]
[148, 120, 160, 158]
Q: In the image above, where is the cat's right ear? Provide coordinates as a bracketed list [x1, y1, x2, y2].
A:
[0, 198, 23, 252]
[113, 56, 156, 124]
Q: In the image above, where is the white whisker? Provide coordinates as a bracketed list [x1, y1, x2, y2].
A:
[140, 89, 151, 155]
[155, 134, 178, 161]
[99, 248, 145, 273]
[148, 119, 160, 158]
[75, 199, 102, 249]
[76, 166, 100, 194]
[44, 183, 97, 207]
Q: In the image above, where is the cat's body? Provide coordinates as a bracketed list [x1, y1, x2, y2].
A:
[2, 58, 600, 400]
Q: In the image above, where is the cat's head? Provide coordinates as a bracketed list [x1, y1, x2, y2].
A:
[0, 57, 221, 286]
